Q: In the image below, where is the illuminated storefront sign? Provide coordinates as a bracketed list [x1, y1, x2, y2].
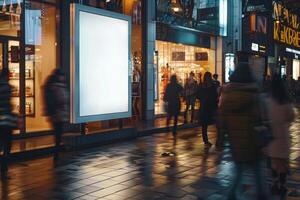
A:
[273, 2, 300, 49]
[251, 43, 259, 51]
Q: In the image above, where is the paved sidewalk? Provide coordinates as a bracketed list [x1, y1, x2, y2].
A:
[1, 109, 300, 200]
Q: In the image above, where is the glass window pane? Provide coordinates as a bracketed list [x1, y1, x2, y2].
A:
[25, 1, 59, 132]
[8, 40, 21, 134]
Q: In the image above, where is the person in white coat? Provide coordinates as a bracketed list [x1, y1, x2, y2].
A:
[267, 74, 294, 196]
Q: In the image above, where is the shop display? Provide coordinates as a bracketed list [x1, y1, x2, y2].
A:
[8, 42, 35, 116]
[155, 40, 215, 115]
[195, 52, 208, 61]
[172, 52, 185, 61]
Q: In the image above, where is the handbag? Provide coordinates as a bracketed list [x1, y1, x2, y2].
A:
[253, 124, 273, 148]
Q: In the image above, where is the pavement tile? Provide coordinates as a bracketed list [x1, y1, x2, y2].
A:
[2, 109, 300, 200]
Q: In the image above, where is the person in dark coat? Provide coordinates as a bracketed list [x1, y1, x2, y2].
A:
[198, 72, 218, 147]
[218, 63, 268, 200]
[183, 71, 198, 123]
[164, 75, 183, 137]
[44, 69, 69, 159]
[0, 68, 16, 179]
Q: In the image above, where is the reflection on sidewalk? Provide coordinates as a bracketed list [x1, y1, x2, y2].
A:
[0, 107, 300, 199]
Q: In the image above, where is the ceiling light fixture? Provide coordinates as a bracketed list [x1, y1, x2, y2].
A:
[9, 0, 13, 13]
[2, 0, 7, 13]
[171, 0, 181, 13]
[16, 0, 21, 15]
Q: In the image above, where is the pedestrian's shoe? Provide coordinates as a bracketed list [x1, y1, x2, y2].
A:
[172, 131, 177, 138]
[280, 186, 288, 197]
[271, 184, 280, 195]
[226, 193, 237, 200]
[215, 145, 223, 151]
[1, 171, 9, 181]
[204, 142, 212, 148]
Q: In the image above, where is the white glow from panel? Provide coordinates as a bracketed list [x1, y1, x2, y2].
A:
[293, 59, 300, 80]
[219, 0, 228, 36]
[79, 11, 129, 117]
[251, 43, 259, 51]
[225, 53, 235, 82]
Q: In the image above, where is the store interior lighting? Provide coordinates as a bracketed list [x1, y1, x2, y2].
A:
[0, 0, 21, 15]
[2, 0, 7, 13]
[171, 0, 181, 13]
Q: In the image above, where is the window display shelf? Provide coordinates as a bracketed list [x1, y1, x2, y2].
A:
[11, 95, 35, 98]
[9, 77, 34, 80]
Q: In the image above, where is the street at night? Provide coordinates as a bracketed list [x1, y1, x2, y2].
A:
[0, 107, 299, 200]
[1, 0, 300, 199]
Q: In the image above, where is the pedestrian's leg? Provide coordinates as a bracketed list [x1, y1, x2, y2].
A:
[201, 124, 209, 144]
[184, 100, 189, 123]
[1, 130, 11, 179]
[134, 97, 140, 118]
[190, 101, 195, 123]
[271, 169, 280, 194]
[215, 128, 224, 149]
[173, 114, 178, 136]
[1, 138, 8, 178]
[253, 162, 268, 199]
[54, 123, 63, 160]
[55, 123, 62, 148]
[279, 172, 288, 196]
[166, 114, 171, 131]
[228, 164, 243, 200]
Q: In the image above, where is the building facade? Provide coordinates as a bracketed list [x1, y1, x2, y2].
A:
[0, 0, 229, 149]
[241, 0, 300, 82]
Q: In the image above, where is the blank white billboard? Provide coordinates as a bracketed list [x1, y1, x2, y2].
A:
[70, 4, 132, 123]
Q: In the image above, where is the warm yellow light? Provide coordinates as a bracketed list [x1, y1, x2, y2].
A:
[173, 7, 179, 12]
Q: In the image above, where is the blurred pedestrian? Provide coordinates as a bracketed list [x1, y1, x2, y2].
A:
[266, 74, 294, 197]
[0, 68, 17, 179]
[296, 77, 300, 103]
[219, 63, 268, 199]
[164, 75, 183, 138]
[197, 72, 218, 147]
[288, 76, 296, 101]
[212, 73, 221, 89]
[183, 71, 198, 124]
[44, 69, 69, 159]
[198, 72, 203, 87]
[263, 75, 272, 93]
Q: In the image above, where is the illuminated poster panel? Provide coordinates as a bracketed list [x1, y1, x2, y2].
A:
[70, 4, 132, 123]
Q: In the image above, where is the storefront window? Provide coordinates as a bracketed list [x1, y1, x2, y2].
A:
[155, 40, 215, 115]
[156, 0, 225, 35]
[25, 1, 59, 132]
[8, 40, 21, 134]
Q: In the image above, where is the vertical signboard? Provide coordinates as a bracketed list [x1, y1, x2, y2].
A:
[70, 4, 132, 123]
